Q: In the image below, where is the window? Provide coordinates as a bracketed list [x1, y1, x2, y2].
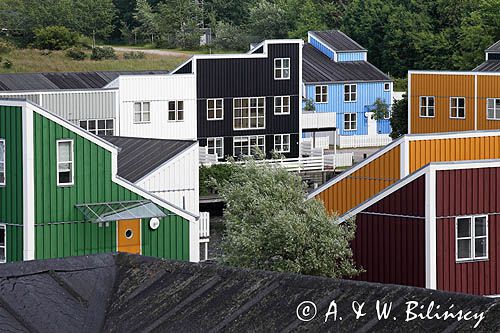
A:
[57, 140, 74, 186]
[384, 82, 391, 91]
[487, 98, 500, 120]
[0, 224, 5, 263]
[274, 96, 290, 115]
[207, 99, 223, 120]
[456, 215, 488, 262]
[207, 137, 224, 159]
[344, 84, 357, 102]
[274, 134, 290, 153]
[133, 102, 151, 123]
[344, 113, 357, 131]
[79, 119, 114, 136]
[274, 58, 290, 80]
[233, 97, 265, 130]
[420, 96, 435, 117]
[315, 85, 328, 103]
[0, 139, 4, 186]
[450, 97, 465, 119]
[168, 101, 184, 122]
[233, 136, 265, 156]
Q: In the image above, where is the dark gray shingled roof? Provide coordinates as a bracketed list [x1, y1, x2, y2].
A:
[0, 70, 169, 92]
[303, 44, 391, 83]
[473, 60, 500, 72]
[0, 253, 499, 332]
[103, 136, 196, 183]
[486, 40, 500, 52]
[310, 30, 367, 52]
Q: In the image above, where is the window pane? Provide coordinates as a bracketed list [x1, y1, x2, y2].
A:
[59, 171, 71, 184]
[143, 102, 150, 111]
[208, 99, 214, 109]
[283, 69, 290, 78]
[216, 99, 223, 108]
[275, 69, 281, 78]
[79, 121, 87, 130]
[345, 85, 349, 93]
[168, 111, 176, 121]
[457, 218, 471, 237]
[58, 142, 71, 162]
[275, 97, 281, 107]
[88, 120, 96, 130]
[0, 247, 4, 261]
[134, 113, 141, 123]
[169, 101, 175, 110]
[475, 216, 487, 236]
[178, 111, 184, 121]
[178, 101, 184, 110]
[97, 120, 105, 129]
[457, 239, 471, 259]
[134, 102, 141, 112]
[0, 228, 4, 246]
[208, 110, 214, 118]
[143, 112, 150, 122]
[106, 120, 113, 129]
[475, 238, 487, 258]
[283, 58, 289, 67]
[451, 98, 457, 108]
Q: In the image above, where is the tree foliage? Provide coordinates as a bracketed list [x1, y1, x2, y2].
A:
[217, 161, 360, 278]
[389, 94, 408, 139]
[370, 98, 390, 121]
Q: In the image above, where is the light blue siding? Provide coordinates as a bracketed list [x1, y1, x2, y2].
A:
[337, 52, 366, 62]
[305, 82, 392, 136]
[309, 36, 334, 59]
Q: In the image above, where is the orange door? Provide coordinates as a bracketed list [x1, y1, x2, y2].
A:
[117, 219, 141, 254]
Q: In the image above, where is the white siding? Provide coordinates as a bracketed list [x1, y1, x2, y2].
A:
[118, 75, 197, 140]
[136, 142, 199, 214]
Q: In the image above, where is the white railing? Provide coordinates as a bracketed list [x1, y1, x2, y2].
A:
[302, 111, 336, 129]
[199, 211, 210, 261]
[338, 135, 393, 149]
[199, 146, 218, 165]
[324, 153, 354, 169]
[302, 136, 330, 150]
[254, 156, 325, 172]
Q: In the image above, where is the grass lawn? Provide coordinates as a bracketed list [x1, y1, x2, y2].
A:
[0, 48, 189, 74]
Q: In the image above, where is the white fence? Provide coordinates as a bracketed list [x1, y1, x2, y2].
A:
[254, 156, 325, 172]
[302, 111, 336, 129]
[302, 136, 330, 150]
[199, 146, 218, 165]
[338, 135, 393, 149]
[324, 153, 354, 168]
[199, 211, 210, 261]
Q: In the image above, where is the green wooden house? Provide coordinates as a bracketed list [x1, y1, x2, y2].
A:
[0, 100, 199, 263]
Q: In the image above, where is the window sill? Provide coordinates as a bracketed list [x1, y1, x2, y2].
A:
[344, 100, 357, 103]
[274, 78, 290, 81]
[486, 118, 500, 121]
[207, 118, 224, 121]
[274, 113, 291, 116]
[133, 121, 151, 124]
[419, 116, 435, 118]
[449, 117, 466, 120]
[233, 128, 266, 131]
[456, 258, 489, 264]
[57, 184, 74, 188]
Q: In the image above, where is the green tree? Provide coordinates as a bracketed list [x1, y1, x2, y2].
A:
[370, 98, 390, 121]
[74, 0, 116, 48]
[246, 0, 290, 41]
[132, 0, 159, 44]
[389, 94, 408, 139]
[156, 0, 202, 49]
[217, 161, 360, 278]
[284, 0, 327, 39]
[33, 25, 79, 50]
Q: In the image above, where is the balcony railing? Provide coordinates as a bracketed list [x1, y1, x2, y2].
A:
[302, 111, 336, 130]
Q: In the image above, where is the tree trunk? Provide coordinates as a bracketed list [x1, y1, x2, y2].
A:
[92, 29, 96, 49]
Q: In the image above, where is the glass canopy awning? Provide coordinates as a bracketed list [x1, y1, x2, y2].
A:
[75, 200, 166, 223]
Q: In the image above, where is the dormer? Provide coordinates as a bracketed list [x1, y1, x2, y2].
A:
[485, 40, 500, 61]
[307, 30, 368, 62]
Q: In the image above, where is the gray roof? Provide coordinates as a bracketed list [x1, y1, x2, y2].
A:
[486, 40, 500, 52]
[103, 136, 196, 182]
[473, 60, 500, 72]
[310, 30, 366, 52]
[303, 44, 391, 83]
[0, 70, 168, 92]
[0, 253, 499, 332]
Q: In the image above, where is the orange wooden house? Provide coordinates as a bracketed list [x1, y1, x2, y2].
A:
[308, 131, 500, 216]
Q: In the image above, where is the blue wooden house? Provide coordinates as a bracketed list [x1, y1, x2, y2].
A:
[302, 30, 393, 148]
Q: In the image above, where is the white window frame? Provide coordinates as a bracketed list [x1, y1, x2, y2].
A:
[233, 97, 266, 130]
[274, 96, 291, 115]
[344, 113, 357, 131]
[486, 98, 500, 120]
[419, 96, 435, 118]
[168, 100, 184, 122]
[274, 58, 290, 80]
[207, 98, 224, 120]
[79, 118, 114, 136]
[207, 137, 224, 160]
[456, 215, 488, 262]
[0, 139, 5, 186]
[315, 85, 328, 104]
[133, 101, 151, 124]
[56, 139, 74, 187]
[344, 84, 357, 103]
[449, 97, 466, 119]
[0, 224, 5, 263]
[233, 135, 265, 156]
[384, 82, 391, 91]
[273, 134, 290, 153]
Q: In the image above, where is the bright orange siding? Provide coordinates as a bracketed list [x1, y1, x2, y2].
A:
[477, 75, 500, 130]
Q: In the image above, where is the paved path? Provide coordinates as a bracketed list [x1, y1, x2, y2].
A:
[112, 46, 187, 57]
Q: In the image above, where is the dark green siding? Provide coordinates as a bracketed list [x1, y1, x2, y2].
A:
[0, 105, 24, 262]
[33, 112, 190, 260]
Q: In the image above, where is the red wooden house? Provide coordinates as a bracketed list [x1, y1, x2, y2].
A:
[339, 159, 500, 296]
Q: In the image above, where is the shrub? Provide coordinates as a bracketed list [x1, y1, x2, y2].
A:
[2, 59, 13, 69]
[33, 26, 78, 50]
[65, 48, 86, 61]
[199, 164, 237, 196]
[123, 51, 145, 59]
[0, 39, 14, 54]
[90, 46, 117, 61]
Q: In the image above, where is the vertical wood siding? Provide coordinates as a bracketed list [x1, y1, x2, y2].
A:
[317, 145, 400, 215]
[410, 74, 475, 134]
[352, 175, 426, 287]
[33, 112, 190, 261]
[436, 168, 500, 295]
[477, 75, 500, 130]
[0, 105, 24, 262]
[409, 136, 500, 173]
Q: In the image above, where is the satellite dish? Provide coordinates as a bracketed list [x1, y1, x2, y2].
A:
[149, 217, 160, 230]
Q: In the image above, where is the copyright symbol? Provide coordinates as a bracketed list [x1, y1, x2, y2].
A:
[296, 301, 317, 322]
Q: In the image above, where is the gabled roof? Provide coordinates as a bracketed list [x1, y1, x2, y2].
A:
[1, 253, 499, 332]
[303, 44, 390, 83]
[474, 60, 500, 72]
[486, 40, 500, 52]
[103, 136, 197, 183]
[310, 30, 367, 52]
[0, 70, 169, 92]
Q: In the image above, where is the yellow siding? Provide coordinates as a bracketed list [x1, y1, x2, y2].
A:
[477, 75, 500, 130]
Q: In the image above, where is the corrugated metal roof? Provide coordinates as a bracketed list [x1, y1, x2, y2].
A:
[474, 60, 500, 72]
[0, 253, 499, 332]
[0, 70, 169, 92]
[103, 136, 196, 183]
[310, 30, 366, 52]
[486, 40, 500, 52]
[302, 44, 391, 83]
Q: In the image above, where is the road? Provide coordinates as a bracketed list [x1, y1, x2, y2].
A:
[112, 46, 187, 57]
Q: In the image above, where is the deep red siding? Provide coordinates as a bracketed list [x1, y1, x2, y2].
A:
[352, 175, 426, 287]
[436, 168, 500, 295]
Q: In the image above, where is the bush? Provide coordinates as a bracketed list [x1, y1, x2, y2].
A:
[65, 48, 86, 61]
[199, 164, 237, 196]
[33, 26, 78, 50]
[212, 22, 249, 51]
[2, 59, 13, 69]
[123, 51, 145, 59]
[90, 46, 117, 61]
[0, 39, 14, 54]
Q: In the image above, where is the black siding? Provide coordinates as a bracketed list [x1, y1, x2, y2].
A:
[173, 60, 193, 74]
